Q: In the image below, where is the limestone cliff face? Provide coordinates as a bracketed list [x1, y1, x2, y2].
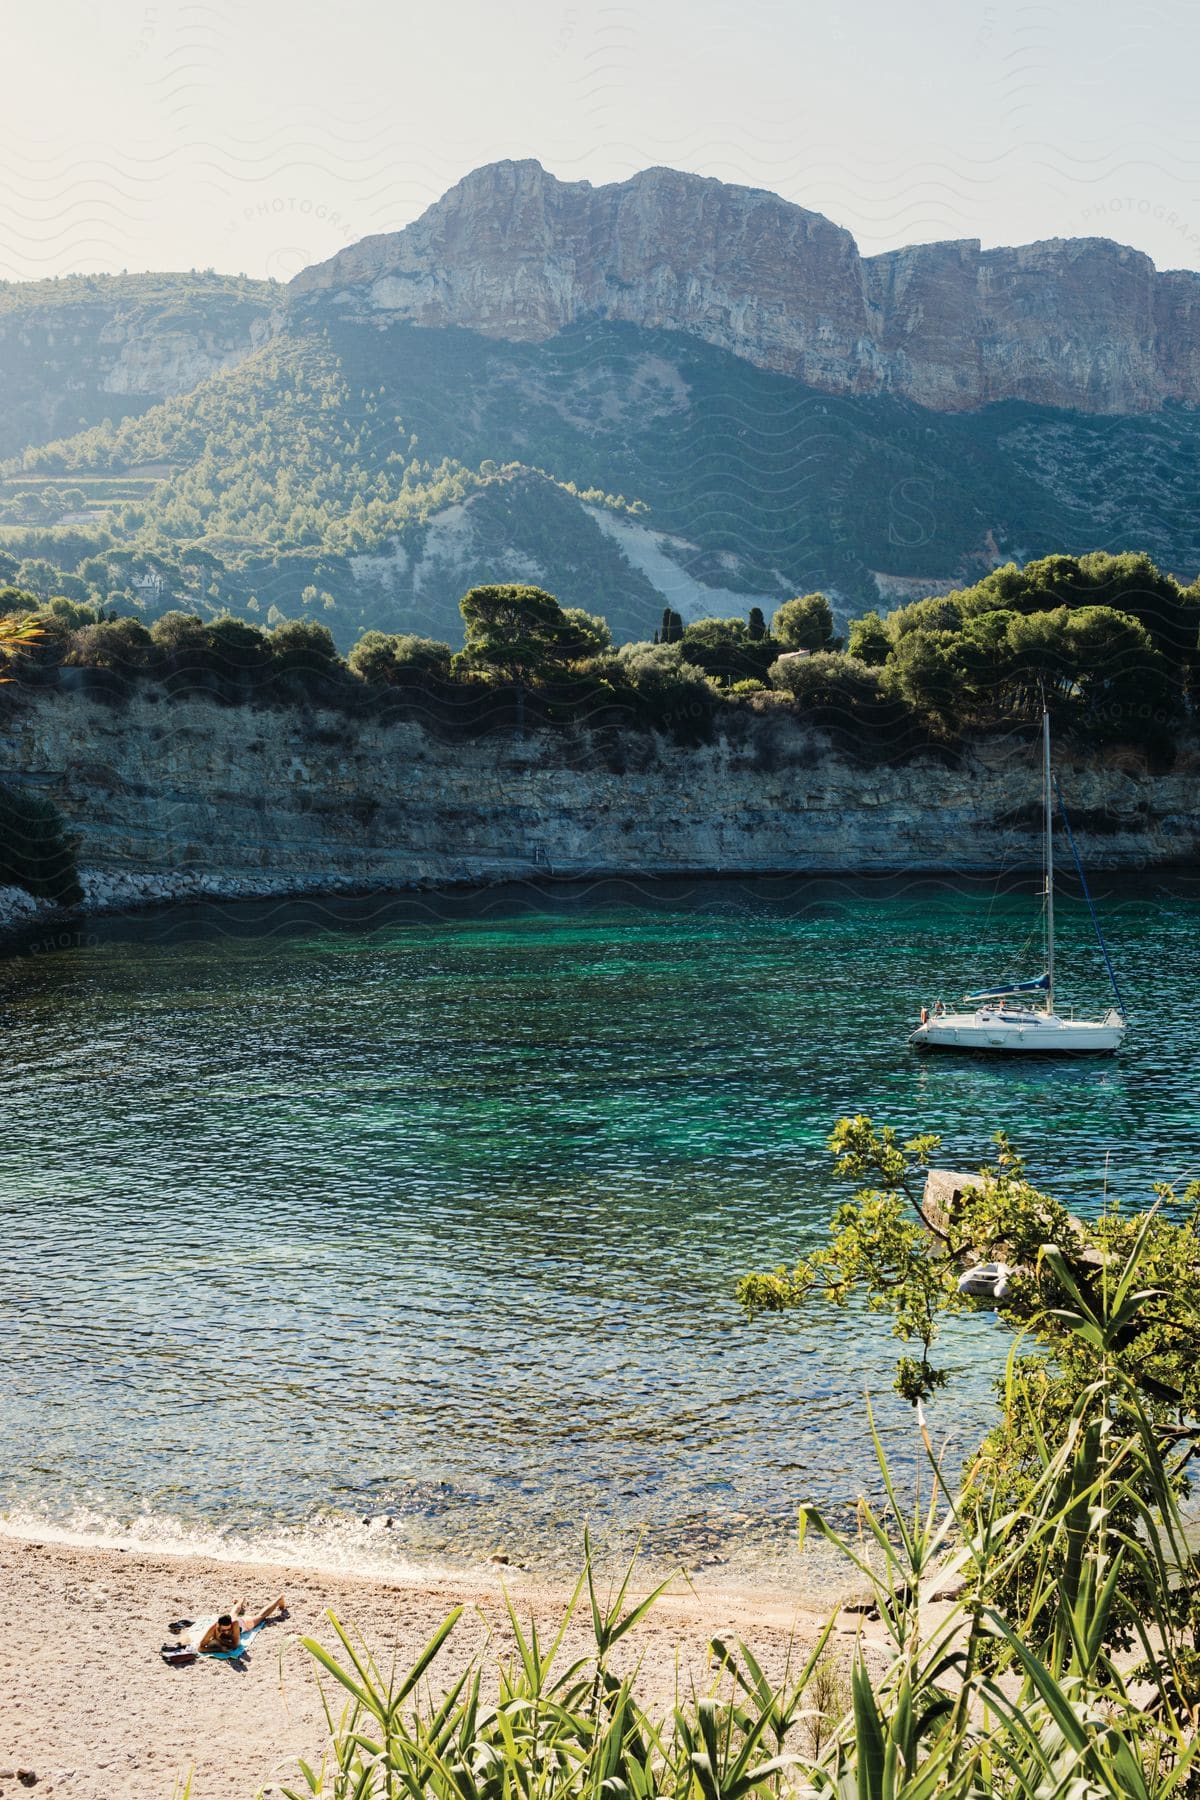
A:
[94, 314, 275, 398]
[292, 161, 878, 398]
[863, 236, 1168, 413]
[290, 160, 1200, 415]
[1, 695, 1196, 911]
[0, 275, 279, 456]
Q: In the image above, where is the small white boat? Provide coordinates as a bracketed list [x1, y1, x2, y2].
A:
[910, 708, 1127, 1058]
[957, 1262, 1012, 1300]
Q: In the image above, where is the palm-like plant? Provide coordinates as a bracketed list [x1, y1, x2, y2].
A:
[0, 613, 43, 678]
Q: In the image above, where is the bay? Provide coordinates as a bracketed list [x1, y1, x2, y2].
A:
[1, 872, 1196, 1582]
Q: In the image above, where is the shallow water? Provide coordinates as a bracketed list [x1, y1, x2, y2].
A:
[2, 873, 1197, 1583]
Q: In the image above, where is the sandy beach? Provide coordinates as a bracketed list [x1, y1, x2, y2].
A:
[0, 1534, 857, 1800]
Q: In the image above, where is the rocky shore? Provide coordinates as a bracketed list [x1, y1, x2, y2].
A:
[0, 867, 401, 947]
[1, 692, 1197, 954]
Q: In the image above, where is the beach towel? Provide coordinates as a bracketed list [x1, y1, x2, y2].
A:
[199, 1620, 266, 1661]
[161, 1619, 268, 1666]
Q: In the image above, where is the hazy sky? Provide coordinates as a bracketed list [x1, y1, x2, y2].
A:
[5, 0, 1200, 283]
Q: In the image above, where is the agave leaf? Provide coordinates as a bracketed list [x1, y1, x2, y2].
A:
[723, 1752, 806, 1799]
[1083, 1549, 1126, 1670]
[395, 1605, 465, 1705]
[1045, 1308, 1106, 1351]
[501, 1590, 542, 1696]
[1158, 1742, 1200, 1797]
[798, 1504, 882, 1589]
[302, 1636, 377, 1714]
[850, 1661, 886, 1800]
[979, 1610, 1091, 1755]
[1109, 1206, 1163, 1314]
[866, 1399, 917, 1570]
[1037, 1244, 1097, 1322]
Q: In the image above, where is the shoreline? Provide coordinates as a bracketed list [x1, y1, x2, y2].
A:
[5, 855, 1199, 955]
[0, 1527, 851, 1800]
[0, 1506, 849, 1605]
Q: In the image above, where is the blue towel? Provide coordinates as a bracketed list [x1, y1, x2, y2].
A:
[200, 1620, 266, 1661]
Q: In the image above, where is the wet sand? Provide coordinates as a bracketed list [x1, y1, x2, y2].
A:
[0, 1534, 859, 1800]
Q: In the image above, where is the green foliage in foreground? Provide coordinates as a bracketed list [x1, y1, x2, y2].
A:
[739, 1114, 1200, 1418]
[173, 1121, 1200, 1795]
[740, 1118, 1200, 1658]
[279, 1353, 1200, 1798]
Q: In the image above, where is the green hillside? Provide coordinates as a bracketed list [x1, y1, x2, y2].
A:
[0, 270, 277, 461]
[309, 318, 1200, 598]
[5, 303, 1200, 647]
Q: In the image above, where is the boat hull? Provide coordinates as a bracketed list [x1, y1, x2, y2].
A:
[909, 1008, 1125, 1055]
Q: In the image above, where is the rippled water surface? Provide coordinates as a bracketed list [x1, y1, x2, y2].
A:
[3, 874, 1198, 1582]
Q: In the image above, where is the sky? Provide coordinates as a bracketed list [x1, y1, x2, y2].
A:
[5, 0, 1200, 284]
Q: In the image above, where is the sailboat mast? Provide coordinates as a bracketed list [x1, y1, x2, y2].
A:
[1043, 704, 1055, 1015]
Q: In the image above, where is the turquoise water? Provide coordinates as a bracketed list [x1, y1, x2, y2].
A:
[2, 874, 1198, 1583]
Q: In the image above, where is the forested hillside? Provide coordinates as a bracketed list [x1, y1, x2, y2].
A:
[6, 310, 1200, 650]
[0, 270, 277, 461]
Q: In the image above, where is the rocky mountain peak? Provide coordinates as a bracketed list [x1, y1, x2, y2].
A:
[288, 162, 1200, 415]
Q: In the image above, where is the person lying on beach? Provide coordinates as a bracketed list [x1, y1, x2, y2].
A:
[161, 1594, 286, 1664]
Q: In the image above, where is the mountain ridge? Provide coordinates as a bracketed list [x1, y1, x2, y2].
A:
[9, 312, 1200, 648]
[289, 159, 1200, 416]
[4, 168, 1200, 646]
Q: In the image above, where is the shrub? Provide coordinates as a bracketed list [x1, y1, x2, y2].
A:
[560, 606, 612, 660]
[205, 615, 272, 683]
[284, 1401, 1200, 1798]
[881, 600, 1183, 749]
[347, 631, 400, 684]
[616, 641, 717, 741]
[739, 1114, 1200, 1662]
[349, 631, 453, 687]
[150, 610, 207, 654]
[846, 609, 891, 665]
[65, 616, 156, 677]
[457, 583, 573, 683]
[772, 591, 838, 652]
[0, 786, 83, 905]
[870, 551, 1200, 740]
[0, 586, 38, 617]
[768, 650, 900, 749]
[267, 618, 345, 702]
[679, 616, 777, 685]
[270, 617, 339, 669]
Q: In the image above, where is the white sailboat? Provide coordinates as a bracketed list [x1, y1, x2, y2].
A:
[909, 708, 1127, 1056]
